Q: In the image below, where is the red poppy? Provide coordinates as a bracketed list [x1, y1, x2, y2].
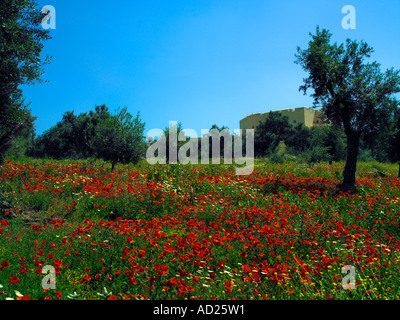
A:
[164, 277, 178, 287]
[79, 274, 91, 283]
[241, 264, 251, 274]
[149, 240, 158, 247]
[55, 290, 62, 300]
[1, 260, 10, 270]
[10, 276, 20, 284]
[153, 264, 169, 276]
[19, 267, 28, 274]
[53, 259, 63, 268]
[126, 237, 134, 244]
[223, 280, 233, 294]
[128, 277, 137, 285]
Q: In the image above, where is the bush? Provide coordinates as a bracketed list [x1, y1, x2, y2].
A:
[358, 149, 376, 162]
[269, 141, 286, 163]
[299, 145, 332, 166]
[309, 126, 346, 162]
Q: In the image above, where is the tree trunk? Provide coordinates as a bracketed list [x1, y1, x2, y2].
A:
[341, 131, 361, 191]
[398, 162, 400, 178]
[111, 161, 116, 172]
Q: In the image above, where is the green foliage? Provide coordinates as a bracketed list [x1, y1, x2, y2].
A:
[0, 0, 51, 163]
[206, 124, 232, 161]
[91, 107, 146, 170]
[357, 100, 399, 164]
[361, 99, 400, 165]
[253, 110, 346, 164]
[270, 140, 287, 163]
[254, 112, 313, 158]
[295, 26, 400, 135]
[358, 149, 376, 162]
[29, 105, 146, 170]
[299, 145, 332, 166]
[28, 105, 110, 159]
[286, 123, 312, 154]
[149, 123, 237, 164]
[309, 125, 346, 162]
[3, 114, 36, 160]
[161, 122, 186, 163]
[255, 112, 298, 157]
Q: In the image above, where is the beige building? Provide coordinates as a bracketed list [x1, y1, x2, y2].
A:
[240, 107, 326, 131]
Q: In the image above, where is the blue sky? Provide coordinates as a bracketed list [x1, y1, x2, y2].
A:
[23, 0, 400, 137]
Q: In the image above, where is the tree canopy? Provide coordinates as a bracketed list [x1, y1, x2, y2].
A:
[91, 107, 146, 171]
[0, 0, 51, 163]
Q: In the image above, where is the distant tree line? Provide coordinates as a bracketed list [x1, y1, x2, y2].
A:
[5, 104, 400, 172]
[22, 105, 146, 171]
[253, 111, 346, 163]
[252, 109, 400, 169]
[147, 122, 243, 164]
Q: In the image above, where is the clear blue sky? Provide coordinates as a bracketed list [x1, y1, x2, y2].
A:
[23, 0, 400, 137]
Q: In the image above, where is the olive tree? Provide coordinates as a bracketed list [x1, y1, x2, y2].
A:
[91, 107, 146, 171]
[295, 26, 400, 190]
[0, 0, 51, 163]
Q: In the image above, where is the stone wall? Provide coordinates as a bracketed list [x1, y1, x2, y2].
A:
[240, 107, 326, 131]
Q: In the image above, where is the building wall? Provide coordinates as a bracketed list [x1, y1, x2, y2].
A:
[240, 107, 325, 131]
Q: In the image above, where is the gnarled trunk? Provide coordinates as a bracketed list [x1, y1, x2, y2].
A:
[398, 162, 400, 178]
[111, 161, 117, 172]
[341, 131, 361, 191]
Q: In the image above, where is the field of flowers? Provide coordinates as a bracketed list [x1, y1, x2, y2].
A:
[0, 158, 400, 300]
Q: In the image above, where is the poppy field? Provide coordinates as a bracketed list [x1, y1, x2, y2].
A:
[1, 158, 400, 300]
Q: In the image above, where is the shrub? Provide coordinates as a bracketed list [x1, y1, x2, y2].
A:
[358, 149, 376, 162]
[299, 145, 332, 166]
[270, 141, 287, 163]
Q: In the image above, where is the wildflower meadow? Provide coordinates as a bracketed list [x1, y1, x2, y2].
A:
[1, 158, 399, 301]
